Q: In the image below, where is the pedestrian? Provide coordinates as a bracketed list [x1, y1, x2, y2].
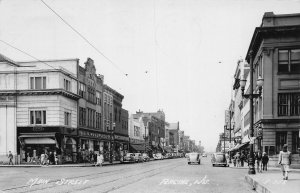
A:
[54, 152, 58, 165]
[233, 156, 236, 167]
[262, 152, 269, 171]
[256, 151, 262, 173]
[247, 152, 250, 166]
[93, 152, 97, 165]
[240, 152, 245, 167]
[49, 152, 54, 165]
[235, 152, 241, 167]
[8, 151, 13, 165]
[40, 152, 45, 165]
[97, 152, 104, 167]
[44, 151, 49, 166]
[278, 144, 291, 180]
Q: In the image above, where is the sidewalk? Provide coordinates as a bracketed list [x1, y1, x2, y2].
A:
[245, 170, 300, 193]
[0, 161, 121, 167]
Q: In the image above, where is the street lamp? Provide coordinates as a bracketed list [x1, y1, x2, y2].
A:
[224, 123, 234, 163]
[239, 51, 264, 175]
[108, 122, 115, 163]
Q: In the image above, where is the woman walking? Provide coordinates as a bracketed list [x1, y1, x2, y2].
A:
[278, 144, 291, 180]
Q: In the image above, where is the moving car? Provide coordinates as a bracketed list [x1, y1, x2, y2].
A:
[211, 152, 228, 167]
[187, 152, 201, 165]
[142, 153, 150, 162]
[133, 153, 144, 163]
[121, 153, 135, 163]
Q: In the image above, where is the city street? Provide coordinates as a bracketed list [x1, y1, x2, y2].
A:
[0, 157, 253, 193]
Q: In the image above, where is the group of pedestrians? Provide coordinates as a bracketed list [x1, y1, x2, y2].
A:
[40, 151, 58, 165]
[232, 152, 246, 167]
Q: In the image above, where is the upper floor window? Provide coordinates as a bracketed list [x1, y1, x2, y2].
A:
[96, 91, 101, 106]
[30, 110, 46, 124]
[79, 82, 86, 98]
[64, 112, 71, 126]
[278, 49, 300, 73]
[278, 93, 300, 116]
[30, 77, 46, 90]
[134, 126, 140, 137]
[64, 79, 71, 91]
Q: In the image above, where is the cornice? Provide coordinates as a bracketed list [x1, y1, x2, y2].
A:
[0, 89, 80, 100]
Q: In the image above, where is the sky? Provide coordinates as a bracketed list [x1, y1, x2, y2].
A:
[0, 0, 299, 152]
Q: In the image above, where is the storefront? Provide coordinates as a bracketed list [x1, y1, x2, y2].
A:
[78, 129, 110, 162]
[114, 134, 129, 161]
[17, 126, 77, 164]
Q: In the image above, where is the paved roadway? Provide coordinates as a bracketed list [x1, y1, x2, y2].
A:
[0, 157, 254, 193]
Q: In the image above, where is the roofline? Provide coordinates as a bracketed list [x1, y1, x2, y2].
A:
[245, 25, 300, 62]
[17, 58, 80, 64]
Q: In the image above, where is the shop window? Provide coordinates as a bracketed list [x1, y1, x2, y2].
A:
[30, 77, 46, 90]
[276, 132, 287, 154]
[292, 131, 300, 154]
[30, 110, 46, 124]
[278, 49, 300, 73]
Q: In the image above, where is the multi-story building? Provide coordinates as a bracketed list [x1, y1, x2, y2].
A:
[77, 58, 107, 162]
[0, 55, 79, 163]
[128, 114, 145, 152]
[243, 12, 300, 166]
[169, 122, 180, 152]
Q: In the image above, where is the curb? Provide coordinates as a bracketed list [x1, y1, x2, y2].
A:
[0, 162, 122, 168]
[245, 175, 272, 193]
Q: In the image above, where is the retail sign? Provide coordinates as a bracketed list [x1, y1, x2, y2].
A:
[32, 126, 44, 132]
[114, 135, 129, 142]
[225, 110, 230, 126]
[79, 130, 110, 140]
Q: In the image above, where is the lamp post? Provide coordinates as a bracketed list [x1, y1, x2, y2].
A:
[108, 122, 115, 163]
[224, 122, 234, 163]
[239, 51, 264, 175]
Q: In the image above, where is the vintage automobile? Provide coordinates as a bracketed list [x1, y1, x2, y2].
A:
[120, 153, 135, 163]
[202, 153, 207, 157]
[133, 153, 144, 163]
[187, 152, 201, 165]
[142, 153, 150, 162]
[154, 153, 164, 160]
[211, 152, 228, 167]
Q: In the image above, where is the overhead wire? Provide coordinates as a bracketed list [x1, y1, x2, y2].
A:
[40, 0, 128, 78]
[0, 39, 58, 70]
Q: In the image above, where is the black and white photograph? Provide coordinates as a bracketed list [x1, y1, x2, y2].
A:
[0, 0, 300, 192]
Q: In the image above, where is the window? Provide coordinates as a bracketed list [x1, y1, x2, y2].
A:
[64, 79, 71, 91]
[79, 83, 86, 98]
[257, 55, 263, 78]
[292, 131, 300, 154]
[276, 132, 287, 154]
[278, 93, 300, 116]
[30, 110, 46, 124]
[87, 87, 96, 103]
[96, 112, 101, 129]
[79, 107, 86, 126]
[30, 77, 46, 89]
[134, 126, 140, 137]
[278, 49, 300, 73]
[96, 92, 101, 106]
[64, 112, 71, 126]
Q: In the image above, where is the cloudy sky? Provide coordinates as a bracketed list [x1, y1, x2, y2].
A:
[0, 0, 299, 152]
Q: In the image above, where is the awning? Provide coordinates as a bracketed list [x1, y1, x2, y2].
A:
[130, 144, 145, 151]
[24, 138, 56, 144]
[19, 133, 56, 138]
[229, 142, 250, 151]
[19, 133, 57, 145]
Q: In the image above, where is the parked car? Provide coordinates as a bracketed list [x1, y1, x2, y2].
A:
[154, 153, 163, 160]
[211, 152, 228, 167]
[202, 153, 207, 157]
[133, 153, 144, 163]
[187, 152, 201, 165]
[142, 153, 150, 162]
[121, 153, 135, 163]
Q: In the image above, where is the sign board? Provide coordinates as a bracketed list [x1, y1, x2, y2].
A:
[249, 137, 256, 144]
[225, 110, 230, 125]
